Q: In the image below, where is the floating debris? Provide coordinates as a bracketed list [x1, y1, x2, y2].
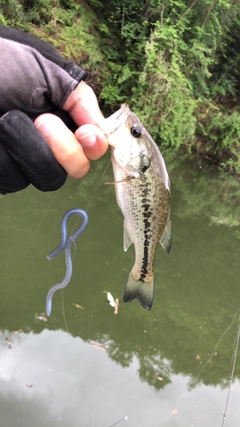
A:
[5, 339, 13, 348]
[89, 342, 107, 351]
[13, 329, 23, 334]
[35, 315, 48, 322]
[107, 292, 116, 307]
[103, 291, 119, 314]
[72, 303, 84, 310]
[114, 298, 119, 315]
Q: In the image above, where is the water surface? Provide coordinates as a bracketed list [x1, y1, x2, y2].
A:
[0, 153, 240, 426]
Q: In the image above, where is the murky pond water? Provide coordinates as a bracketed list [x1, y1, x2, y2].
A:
[1, 151, 240, 427]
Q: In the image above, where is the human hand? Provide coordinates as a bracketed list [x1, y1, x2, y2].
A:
[35, 80, 108, 179]
[0, 25, 108, 194]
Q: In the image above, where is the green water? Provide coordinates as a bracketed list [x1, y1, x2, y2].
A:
[0, 152, 240, 427]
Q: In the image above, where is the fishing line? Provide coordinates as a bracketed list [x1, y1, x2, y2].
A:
[220, 317, 240, 427]
[47, 157, 111, 320]
[108, 416, 128, 427]
[61, 291, 68, 333]
[59, 156, 111, 308]
[70, 156, 111, 250]
[191, 306, 240, 388]
[156, 310, 240, 427]
[87, 157, 112, 210]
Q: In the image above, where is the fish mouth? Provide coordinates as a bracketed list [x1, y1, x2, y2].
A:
[107, 104, 130, 125]
[105, 105, 130, 148]
[108, 104, 130, 121]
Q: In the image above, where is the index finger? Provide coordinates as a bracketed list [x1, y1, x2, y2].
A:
[62, 81, 105, 129]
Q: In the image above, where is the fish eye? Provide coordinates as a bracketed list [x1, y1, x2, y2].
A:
[130, 124, 142, 138]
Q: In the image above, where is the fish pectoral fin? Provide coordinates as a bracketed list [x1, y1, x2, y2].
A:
[159, 214, 172, 255]
[124, 222, 133, 252]
[105, 177, 133, 185]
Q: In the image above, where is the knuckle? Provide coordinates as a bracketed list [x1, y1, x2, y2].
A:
[69, 158, 90, 178]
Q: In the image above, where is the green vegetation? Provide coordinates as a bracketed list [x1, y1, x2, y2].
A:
[1, 0, 240, 173]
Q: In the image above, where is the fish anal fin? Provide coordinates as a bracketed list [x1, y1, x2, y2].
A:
[123, 270, 154, 310]
[159, 214, 172, 255]
[124, 222, 132, 252]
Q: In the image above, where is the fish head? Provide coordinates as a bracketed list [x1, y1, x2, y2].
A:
[107, 104, 152, 178]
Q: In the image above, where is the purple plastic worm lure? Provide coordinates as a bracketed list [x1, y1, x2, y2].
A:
[46, 208, 88, 316]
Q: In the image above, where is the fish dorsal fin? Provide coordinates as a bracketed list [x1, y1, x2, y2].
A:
[124, 222, 132, 252]
[159, 214, 172, 255]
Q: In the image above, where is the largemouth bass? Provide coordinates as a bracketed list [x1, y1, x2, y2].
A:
[107, 104, 171, 310]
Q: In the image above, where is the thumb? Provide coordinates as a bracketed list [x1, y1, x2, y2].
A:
[35, 113, 90, 178]
[62, 81, 105, 128]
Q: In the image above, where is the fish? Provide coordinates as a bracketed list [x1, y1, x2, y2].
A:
[107, 104, 171, 310]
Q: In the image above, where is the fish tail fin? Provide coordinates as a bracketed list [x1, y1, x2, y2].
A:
[123, 271, 154, 310]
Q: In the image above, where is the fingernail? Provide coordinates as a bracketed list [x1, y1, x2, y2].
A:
[36, 120, 53, 136]
[79, 133, 97, 147]
[36, 118, 65, 139]
[37, 120, 62, 138]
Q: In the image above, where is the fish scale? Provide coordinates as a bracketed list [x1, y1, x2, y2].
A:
[107, 104, 171, 310]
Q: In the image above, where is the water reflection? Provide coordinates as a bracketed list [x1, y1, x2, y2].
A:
[0, 153, 240, 426]
[0, 328, 240, 427]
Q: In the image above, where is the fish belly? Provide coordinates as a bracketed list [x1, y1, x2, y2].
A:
[113, 159, 169, 309]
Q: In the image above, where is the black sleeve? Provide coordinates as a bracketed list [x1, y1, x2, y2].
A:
[0, 24, 88, 120]
[0, 25, 89, 194]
